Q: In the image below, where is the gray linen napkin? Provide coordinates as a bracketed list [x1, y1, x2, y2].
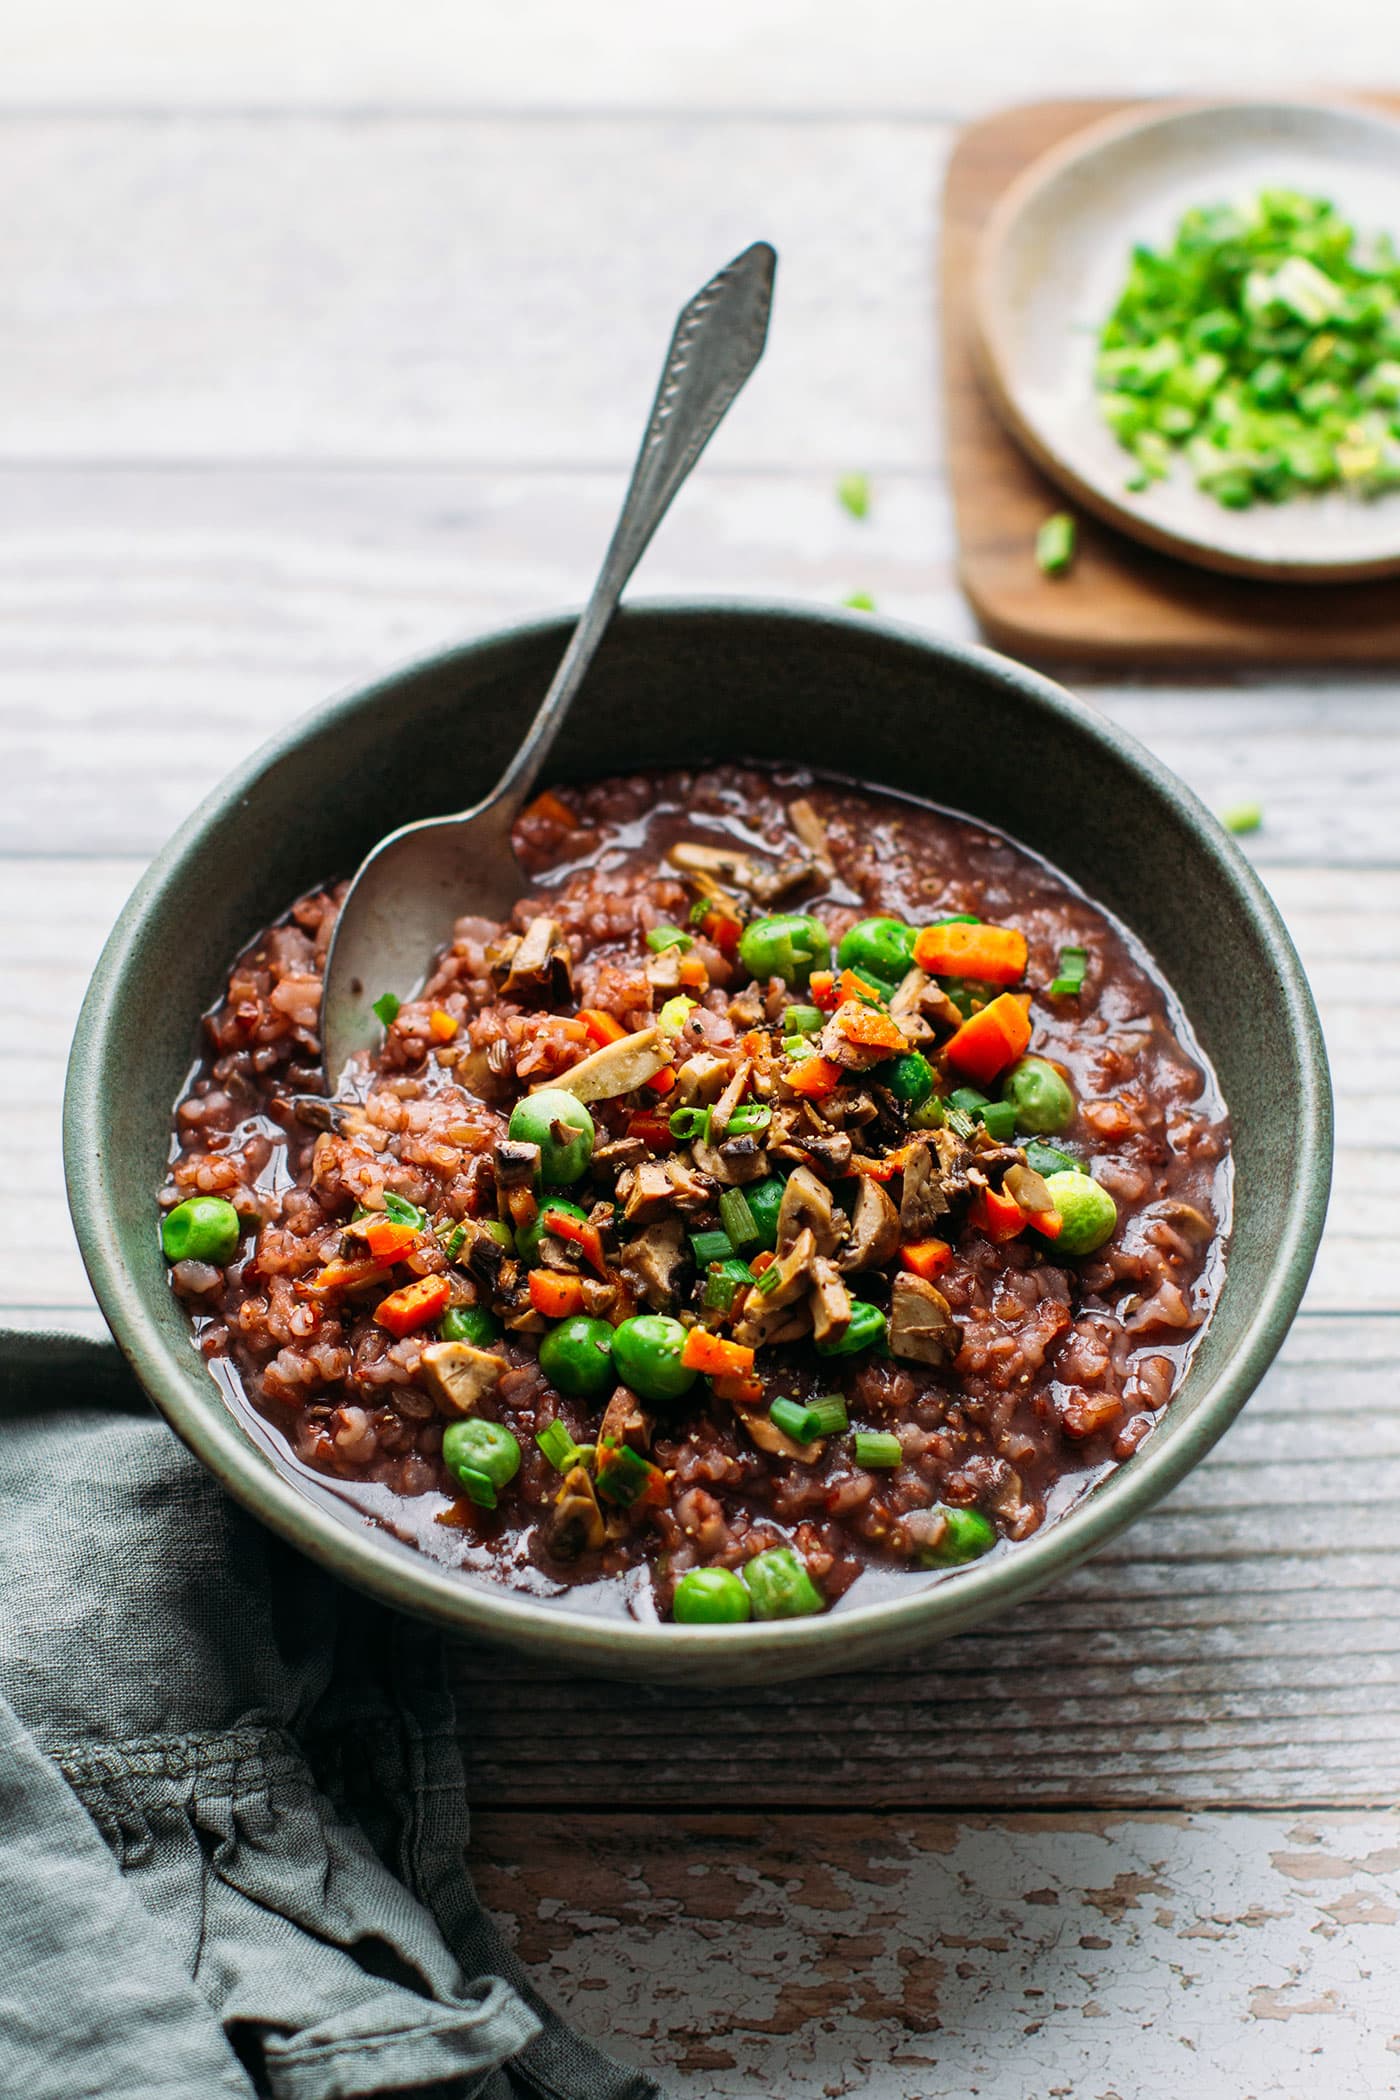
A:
[0, 1331, 663, 2100]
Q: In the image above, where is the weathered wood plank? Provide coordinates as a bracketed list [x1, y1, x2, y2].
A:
[472, 1808, 1400, 2096]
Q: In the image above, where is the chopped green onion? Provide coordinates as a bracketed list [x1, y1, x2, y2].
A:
[805, 1394, 849, 1436]
[948, 1086, 990, 1114]
[783, 1005, 823, 1036]
[854, 1430, 902, 1469]
[595, 1441, 660, 1509]
[909, 1099, 945, 1130]
[920, 1505, 997, 1566]
[536, 1420, 582, 1472]
[944, 1105, 977, 1140]
[933, 914, 981, 927]
[1220, 800, 1263, 834]
[754, 1261, 783, 1296]
[719, 1187, 760, 1252]
[836, 472, 871, 519]
[770, 1396, 823, 1443]
[725, 1103, 772, 1135]
[372, 992, 401, 1027]
[689, 1228, 733, 1267]
[979, 1100, 1018, 1143]
[1036, 511, 1076, 577]
[657, 994, 697, 1036]
[1048, 945, 1088, 998]
[382, 1191, 427, 1228]
[842, 590, 876, 612]
[647, 924, 694, 954]
[1023, 1139, 1079, 1177]
[671, 1106, 713, 1143]
[438, 1221, 468, 1262]
[783, 1035, 817, 1060]
[703, 1256, 755, 1311]
[453, 1466, 497, 1509]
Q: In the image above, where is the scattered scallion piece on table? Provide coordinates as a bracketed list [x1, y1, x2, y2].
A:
[842, 590, 876, 611]
[1097, 188, 1400, 506]
[1035, 511, 1076, 577]
[372, 991, 400, 1026]
[1221, 800, 1264, 834]
[836, 472, 871, 519]
[854, 1430, 903, 1469]
[1048, 944, 1088, 998]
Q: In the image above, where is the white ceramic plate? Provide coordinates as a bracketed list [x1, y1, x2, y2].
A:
[975, 98, 1400, 580]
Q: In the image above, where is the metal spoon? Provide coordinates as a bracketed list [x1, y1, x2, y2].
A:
[320, 239, 777, 1088]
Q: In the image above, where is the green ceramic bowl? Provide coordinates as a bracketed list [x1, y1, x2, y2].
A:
[63, 603, 1331, 1685]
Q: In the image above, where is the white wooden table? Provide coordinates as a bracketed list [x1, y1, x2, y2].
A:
[4, 10, 1398, 2092]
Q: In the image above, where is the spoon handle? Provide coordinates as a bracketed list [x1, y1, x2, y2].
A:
[488, 239, 777, 815]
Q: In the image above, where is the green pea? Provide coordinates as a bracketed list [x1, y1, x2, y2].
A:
[673, 1566, 752, 1624]
[881, 1050, 934, 1108]
[1000, 1057, 1075, 1136]
[815, 1300, 887, 1357]
[837, 916, 917, 983]
[515, 1199, 590, 1268]
[508, 1089, 595, 1183]
[1042, 1169, 1118, 1256]
[538, 1315, 615, 1401]
[743, 1546, 825, 1619]
[160, 1197, 242, 1265]
[440, 1304, 501, 1346]
[610, 1314, 697, 1404]
[442, 1417, 521, 1496]
[738, 912, 831, 989]
[744, 1175, 788, 1254]
[920, 1506, 997, 1566]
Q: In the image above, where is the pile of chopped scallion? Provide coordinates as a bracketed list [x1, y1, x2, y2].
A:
[1097, 187, 1400, 507]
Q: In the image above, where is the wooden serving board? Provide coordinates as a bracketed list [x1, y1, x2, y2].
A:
[943, 95, 1400, 665]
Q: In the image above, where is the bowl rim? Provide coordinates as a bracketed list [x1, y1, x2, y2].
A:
[973, 93, 1400, 583]
[62, 598, 1333, 1673]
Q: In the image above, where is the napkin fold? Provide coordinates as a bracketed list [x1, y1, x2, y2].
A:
[0, 1331, 662, 2100]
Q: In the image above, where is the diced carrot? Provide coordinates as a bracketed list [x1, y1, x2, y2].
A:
[626, 1110, 675, 1149]
[428, 1008, 458, 1043]
[681, 1329, 756, 1378]
[808, 971, 839, 1011]
[528, 1268, 585, 1318]
[298, 1256, 391, 1297]
[1027, 1207, 1063, 1240]
[749, 1250, 776, 1276]
[374, 1274, 451, 1336]
[786, 1055, 843, 1099]
[900, 1238, 952, 1281]
[676, 952, 710, 991]
[542, 1207, 608, 1276]
[361, 1217, 421, 1263]
[913, 921, 1029, 985]
[523, 788, 576, 830]
[579, 1007, 628, 1047]
[943, 992, 1033, 1084]
[837, 968, 886, 1008]
[830, 998, 906, 1052]
[708, 1368, 765, 1406]
[967, 1187, 1027, 1244]
[695, 904, 742, 955]
[741, 1029, 772, 1063]
[646, 1065, 676, 1096]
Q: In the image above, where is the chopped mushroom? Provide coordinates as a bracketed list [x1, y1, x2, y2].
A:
[668, 840, 763, 889]
[888, 967, 962, 1040]
[691, 1133, 768, 1187]
[820, 1001, 902, 1071]
[808, 1256, 852, 1347]
[786, 797, 835, 877]
[742, 1412, 825, 1463]
[599, 1385, 653, 1453]
[549, 1464, 607, 1558]
[493, 915, 574, 1004]
[733, 1228, 819, 1346]
[493, 1139, 539, 1187]
[899, 1137, 951, 1238]
[539, 1027, 670, 1102]
[776, 1165, 843, 1259]
[1003, 1162, 1055, 1215]
[839, 1174, 901, 1273]
[674, 1051, 734, 1106]
[620, 1159, 677, 1224]
[618, 1216, 687, 1310]
[418, 1340, 508, 1416]
[708, 1058, 752, 1141]
[888, 1272, 961, 1367]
